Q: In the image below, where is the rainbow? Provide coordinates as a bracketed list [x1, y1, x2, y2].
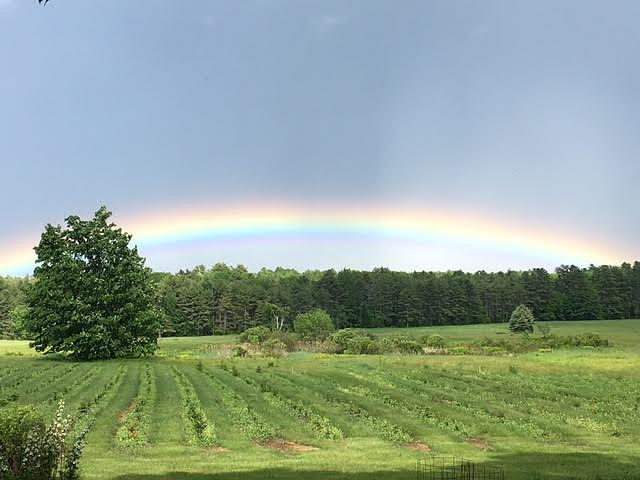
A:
[0, 202, 628, 275]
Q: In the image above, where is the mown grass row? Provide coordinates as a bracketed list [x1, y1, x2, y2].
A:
[172, 365, 217, 446]
[117, 364, 157, 447]
[73, 364, 129, 449]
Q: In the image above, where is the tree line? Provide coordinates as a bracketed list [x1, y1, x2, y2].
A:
[2, 261, 639, 339]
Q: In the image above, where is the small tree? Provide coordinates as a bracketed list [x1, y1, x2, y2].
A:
[509, 304, 535, 334]
[293, 309, 335, 341]
[25, 207, 161, 360]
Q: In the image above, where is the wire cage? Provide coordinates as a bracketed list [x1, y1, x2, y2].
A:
[417, 457, 505, 480]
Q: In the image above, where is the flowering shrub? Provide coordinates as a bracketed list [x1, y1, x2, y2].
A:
[0, 401, 81, 480]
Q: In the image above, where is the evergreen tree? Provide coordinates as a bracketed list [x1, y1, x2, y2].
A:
[509, 304, 535, 333]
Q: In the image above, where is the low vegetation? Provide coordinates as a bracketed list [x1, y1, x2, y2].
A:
[0, 319, 638, 479]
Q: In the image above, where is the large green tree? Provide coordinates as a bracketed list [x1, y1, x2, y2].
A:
[25, 207, 161, 360]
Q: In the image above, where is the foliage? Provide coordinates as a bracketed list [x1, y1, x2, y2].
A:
[329, 329, 370, 353]
[260, 338, 287, 357]
[537, 323, 552, 338]
[172, 368, 216, 446]
[238, 326, 272, 345]
[24, 207, 161, 360]
[509, 304, 535, 334]
[421, 334, 446, 349]
[0, 401, 80, 480]
[389, 335, 423, 354]
[5, 261, 640, 337]
[116, 365, 156, 448]
[294, 309, 335, 341]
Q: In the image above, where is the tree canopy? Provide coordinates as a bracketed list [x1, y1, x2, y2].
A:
[24, 207, 160, 360]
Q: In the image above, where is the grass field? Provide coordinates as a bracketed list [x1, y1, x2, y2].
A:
[1, 320, 639, 480]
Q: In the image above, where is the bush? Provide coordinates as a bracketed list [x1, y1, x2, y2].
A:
[375, 337, 395, 354]
[537, 323, 552, 338]
[330, 329, 372, 353]
[238, 326, 272, 345]
[261, 338, 287, 357]
[344, 336, 378, 355]
[572, 333, 609, 347]
[509, 304, 535, 334]
[314, 339, 341, 354]
[233, 346, 248, 357]
[268, 331, 298, 352]
[0, 401, 80, 480]
[422, 334, 446, 349]
[293, 309, 335, 341]
[389, 335, 423, 354]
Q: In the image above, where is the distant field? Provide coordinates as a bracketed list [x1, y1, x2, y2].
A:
[1, 320, 639, 480]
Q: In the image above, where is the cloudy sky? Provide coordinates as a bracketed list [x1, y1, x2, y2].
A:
[1, 0, 639, 274]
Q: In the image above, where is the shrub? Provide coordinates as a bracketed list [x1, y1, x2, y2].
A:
[238, 326, 271, 345]
[537, 323, 552, 338]
[268, 331, 298, 352]
[330, 329, 372, 353]
[0, 401, 80, 480]
[233, 346, 248, 358]
[345, 336, 377, 355]
[293, 309, 335, 341]
[314, 340, 341, 354]
[375, 337, 395, 354]
[261, 338, 287, 357]
[423, 334, 446, 349]
[389, 335, 423, 354]
[509, 304, 535, 334]
[572, 333, 608, 347]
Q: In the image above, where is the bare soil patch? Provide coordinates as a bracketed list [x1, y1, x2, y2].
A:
[266, 440, 319, 452]
[466, 437, 491, 450]
[404, 441, 431, 452]
[207, 446, 230, 453]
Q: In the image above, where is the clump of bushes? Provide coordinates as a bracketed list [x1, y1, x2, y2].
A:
[470, 332, 610, 354]
[238, 326, 272, 345]
[293, 309, 335, 341]
[236, 326, 296, 357]
[0, 401, 82, 480]
[420, 334, 446, 349]
[388, 335, 423, 354]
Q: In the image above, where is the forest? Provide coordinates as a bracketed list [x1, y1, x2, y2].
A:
[2, 262, 639, 338]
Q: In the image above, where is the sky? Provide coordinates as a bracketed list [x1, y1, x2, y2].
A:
[1, 0, 639, 275]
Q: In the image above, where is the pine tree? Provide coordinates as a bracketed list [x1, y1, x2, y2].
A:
[509, 304, 535, 334]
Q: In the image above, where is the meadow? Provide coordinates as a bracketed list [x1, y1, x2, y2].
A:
[1, 320, 639, 480]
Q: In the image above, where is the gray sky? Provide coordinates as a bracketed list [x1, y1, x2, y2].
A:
[1, 0, 639, 274]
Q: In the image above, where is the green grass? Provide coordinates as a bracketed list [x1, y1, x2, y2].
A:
[0, 320, 639, 480]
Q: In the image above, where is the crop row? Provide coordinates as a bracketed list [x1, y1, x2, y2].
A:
[358, 366, 548, 439]
[73, 365, 129, 447]
[0, 364, 59, 406]
[202, 367, 276, 441]
[117, 364, 157, 447]
[241, 372, 343, 440]
[172, 366, 216, 446]
[23, 364, 83, 400]
[47, 366, 103, 406]
[268, 369, 411, 443]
